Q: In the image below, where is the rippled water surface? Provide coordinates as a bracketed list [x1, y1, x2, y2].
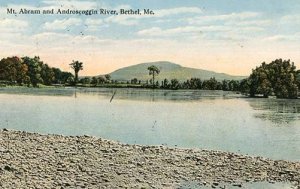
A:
[0, 87, 299, 161]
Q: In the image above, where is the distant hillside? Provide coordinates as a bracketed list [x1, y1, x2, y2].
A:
[105, 61, 246, 82]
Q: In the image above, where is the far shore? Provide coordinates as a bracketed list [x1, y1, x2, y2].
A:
[0, 129, 299, 188]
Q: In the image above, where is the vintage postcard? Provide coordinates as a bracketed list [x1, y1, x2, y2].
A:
[0, 0, 299, 188]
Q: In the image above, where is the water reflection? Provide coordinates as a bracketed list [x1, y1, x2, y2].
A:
[0, 87, 243, 101]
[76, 87, 242, 101]
[247, 98, 300, 124]
[1, 87, 299, 126]
[0, 87, 299, 160]
[0, 87, 74, 97]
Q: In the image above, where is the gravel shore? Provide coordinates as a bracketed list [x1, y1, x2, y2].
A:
[0, 129, 299, 188]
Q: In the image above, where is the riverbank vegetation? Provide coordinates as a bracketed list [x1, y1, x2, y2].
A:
[0, 56, 299, 98]
[0, 56, 73, 87]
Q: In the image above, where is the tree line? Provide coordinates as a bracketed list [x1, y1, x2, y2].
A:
[246, 59, 300, 98]
[1, 56, 299, 98]
[0, 56, 73, 87]
[145, 59, 300, 98]
[143, 65, 241, 91]
[142, 76, 241, 91]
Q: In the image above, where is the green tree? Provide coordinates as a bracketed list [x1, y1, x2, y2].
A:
[98, 76, 106, 84]
[0, 56, 28, 85]
[296, 70, 300, 89]
[62, 72, 74, 84]
[41, 63, 55, 85]
[156, 81, 159, 87]
[170, 79, 180, 90]
[22, 56, 43, 87]
[228, 80, 240, 91]
[52, 68, 62, 84]
[147, 65, 160, 88]
[131, 78, 138, 84]
[91, 77, 98, 86]
[162, 78, 169, 89]
[52, 68, 73, 84]
[202, 77, 218, 90]
[239, 79, 250, 94]
[80, 77, 91, 85]
[222, 80, 229, 91]
[69, 60, 83, 85]
[190, 78, 202, 89]
[104, 74, 111, 83]
[248, 59, 298, 98]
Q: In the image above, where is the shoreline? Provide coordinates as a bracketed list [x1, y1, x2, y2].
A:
[0, 129, 299, 188]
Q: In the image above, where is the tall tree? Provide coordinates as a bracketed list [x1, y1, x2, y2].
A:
[147, 65, 160, 88]
[80, 77, 91, 85]
[248, 59, 298, 98]
[97, 76, 106, 84]
[0, 56, 28, 85]
[41, 63, 55, 85]
[162, 78, 169, 88]
[22, 56, 43, 87]
[104, 74, 111, 83]
[91, 77, 98, 86]
[202, 77, 218, 90]
[170, 79, 180, 89]
[69, 60, 83, 85]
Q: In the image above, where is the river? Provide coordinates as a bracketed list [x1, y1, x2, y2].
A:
[0, 87, 299, 161]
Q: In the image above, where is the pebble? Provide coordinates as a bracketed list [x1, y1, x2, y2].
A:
[0, 129, 299, 188]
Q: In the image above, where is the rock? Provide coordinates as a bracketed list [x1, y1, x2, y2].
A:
[0, 130, 299, 188]
[0, 147, 8, 153]
[4, 165, 13, 172]
[233, 183, 242, 187]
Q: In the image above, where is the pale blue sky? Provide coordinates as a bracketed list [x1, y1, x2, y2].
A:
[1, 0, 300, 75]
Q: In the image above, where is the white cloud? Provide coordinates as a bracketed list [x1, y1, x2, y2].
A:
[137, 26, 231, 37]
[281, 14, 300, 23]
[105, 16, 138, 26]
[137, 27, 163, 36]
[32, 32, 114, 48]
[85, 18, 107, 31]
[136, 11, 267, 40]
[0, 18, 28, 32]
[240, 26, 264, 32]
[33, 32, 71, 39]
[137, 23, 266, 42]
[279, 14, 300, 27]
[85, 18, 103, 25]
[155, 7, 202, 17]
[43, 18, 82, 30]
[188, 12, 260, 25]
[32, 32, 73, 46]
[226, 19, 272, 27]
[263, 34, 300, 42]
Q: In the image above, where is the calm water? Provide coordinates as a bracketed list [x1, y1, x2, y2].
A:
[0, 87, 299, 161]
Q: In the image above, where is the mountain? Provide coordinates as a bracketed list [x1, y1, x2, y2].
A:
[106, 61, 246, 82]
